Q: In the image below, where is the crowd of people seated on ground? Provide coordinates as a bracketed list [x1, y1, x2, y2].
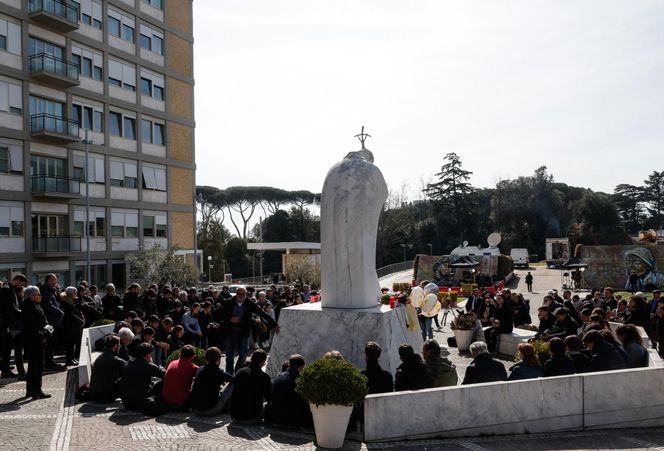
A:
[2, 271, 663, 411]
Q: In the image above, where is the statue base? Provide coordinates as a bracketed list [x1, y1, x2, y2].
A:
[266, 302, 423, 376]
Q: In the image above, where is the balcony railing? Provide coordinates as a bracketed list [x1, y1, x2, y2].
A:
[31, 175, 81, 196]
[33, 236, 81, 254]
[29, 53, 79, 86]
[28, 0, 79, 30]
[30, 113, 79, 143]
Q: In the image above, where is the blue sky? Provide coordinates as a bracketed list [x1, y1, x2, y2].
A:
[193, 1, 664, 198]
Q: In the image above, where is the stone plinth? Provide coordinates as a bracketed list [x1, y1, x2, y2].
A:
[266, 302, 423, 376]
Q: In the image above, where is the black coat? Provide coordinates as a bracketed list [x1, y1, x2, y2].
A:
[465, 296, 486, 317]
[190, 364, 234, 411]
[589, 342, 627, 372]
[119, 358, 165, 404]
[101, 294, 122, 319]
[492, 304, 513, 334]
[462, 353, 507, 384]
[0, 284, 21, 330]
[122, 292, 142, 315]
[362, 362, 394, 395]
[90, 350, 126, 400]
[567, 351, 593, 373]
[60, 297, 85, 342]
[219, 297, 277, 337]
[266, 368, 312, 427]
[229, 363, 271, 420]
[40, 285, 63, 328]
[394, 354, 433, 391]
[543, 355, 576, 377]
[20, 299, 48, 350]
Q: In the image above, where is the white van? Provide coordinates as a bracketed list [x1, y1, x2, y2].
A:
[510, 248, 529, 268]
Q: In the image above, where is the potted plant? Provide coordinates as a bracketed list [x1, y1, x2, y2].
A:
[165, 347, 206, 367]
[450, 312, 477, 352]
[295, 358, 368, 448]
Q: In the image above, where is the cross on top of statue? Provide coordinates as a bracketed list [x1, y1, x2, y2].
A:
[354, 126, 371, 150]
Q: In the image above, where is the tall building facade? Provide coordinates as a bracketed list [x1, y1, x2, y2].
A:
[0, 0, 195, 289]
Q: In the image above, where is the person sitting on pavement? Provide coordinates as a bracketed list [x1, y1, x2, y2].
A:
[615, 324, 648, 368]
[161, 345, 199, 410]
[361, 341, 393, 394]
[119, 342, 166, 415]
[422, 339, 458, 387]
[90, 335, 126, 403]
[128, 326, 156, 358]
[182, 303, 203, 347]
[190, 347, 234, 416]
[543, 337, 576, 377]
[508, 342, 544, 380]
[539, 308, 579, 342]
[230, 349, 272, 424]
[565, 335, 593, 373]
[462, 341, 507, 384]
[534, 306, 555, 339]
[116, 327, 134, 361]
[394, 344, 434, 391]
[582, 330, 627, 372]
[265, 354, 312, 428]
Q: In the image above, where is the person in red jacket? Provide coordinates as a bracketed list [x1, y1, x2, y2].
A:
[161, 345, 198, 410]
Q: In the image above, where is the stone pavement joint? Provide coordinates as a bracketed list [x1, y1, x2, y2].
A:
[49, 369, 77, 451]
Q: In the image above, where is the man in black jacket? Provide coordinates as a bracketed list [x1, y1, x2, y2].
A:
[465, 289, 486, 318]
[462, 341, 507, 384]
[90, 335, 126, 403]
[230, 349, 271, 423]
[265, 354, 312, 427]
[540, 308, 579, 341]
[361, 342, 393, 394]
[120, 342, 165, 415]
[219, 287, 278, 374]
[0, 274, 27, 378]
[122, 283, 142, 318]
[101, 284, 123, 320]
[394, 344, 433, 391]
[40, 274, 64, 370]
[21, 285, 53, 399]
[190, 347, 234, 416]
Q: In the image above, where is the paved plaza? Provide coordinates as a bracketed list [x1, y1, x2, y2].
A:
[0, 267, 652, 450]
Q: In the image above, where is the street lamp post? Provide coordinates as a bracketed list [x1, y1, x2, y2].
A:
[207, 255, 212, 283]
[194, 193, 203, 277]
[427, 243, 433, 255]
[81, 130, 93, 284]
[400, 243, 406, 262]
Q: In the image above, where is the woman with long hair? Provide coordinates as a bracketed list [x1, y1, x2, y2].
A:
[508, 342, 543, 380]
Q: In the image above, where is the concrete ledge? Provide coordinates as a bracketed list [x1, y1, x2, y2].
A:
[608, 322, 650, 347]
[364, 376, 584, 441]
[77, 324, 115, 387]
[481, 326, 537, 356]
[364, 363, 664, 441]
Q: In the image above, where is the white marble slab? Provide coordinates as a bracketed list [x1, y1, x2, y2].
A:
[266, 303, 423, 377]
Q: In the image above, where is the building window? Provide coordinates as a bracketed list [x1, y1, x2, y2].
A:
[141, 165, 166, 191]
[73, 153, 105, 184]
[0, 78, 22, 115]
[108, 9, 135, 44]
[29, 95, 64, 118]
[71, 45, 103, 81]
[139, 24, 164, 55]
[109, 59, 136, 91]
[28, 36, 64, 60]
[72, 102, 103, 132]
[110, 160, 137, 188]
[111, 210, 138, 238]
[141, 119, 165, 145]
[143, 213, 167, 237]
[140, 69, 165, 101]
[0, 144, 23, 175]
[0, 18, 21, 56]
[141, 0, 163, 10]
[0, 203, 24, 237]
[74, 207, 105, 238]
[80, 0, 103, 30]
[30, 155, 65, 178]
[109, 111, 137, 140]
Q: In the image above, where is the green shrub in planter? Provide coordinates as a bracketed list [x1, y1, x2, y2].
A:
[90, 319, 115, 328]
[449, 292, 459, 303]
[392, 283, 411, 293]
[165, 347, 207, 367]
[450, 312, 476, 330]
[296, 358, 368, 407]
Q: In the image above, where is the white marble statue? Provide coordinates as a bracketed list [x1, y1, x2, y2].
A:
[320, 146, 388, 309]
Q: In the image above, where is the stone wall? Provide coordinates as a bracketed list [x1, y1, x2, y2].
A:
[364, 364, 664, 441]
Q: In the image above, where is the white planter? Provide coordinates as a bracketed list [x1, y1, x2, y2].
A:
[454, 328, 474, 352]
[309, 403, 353, 449]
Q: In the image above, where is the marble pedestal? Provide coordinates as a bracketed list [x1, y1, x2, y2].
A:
[266, 303, 423, 376]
